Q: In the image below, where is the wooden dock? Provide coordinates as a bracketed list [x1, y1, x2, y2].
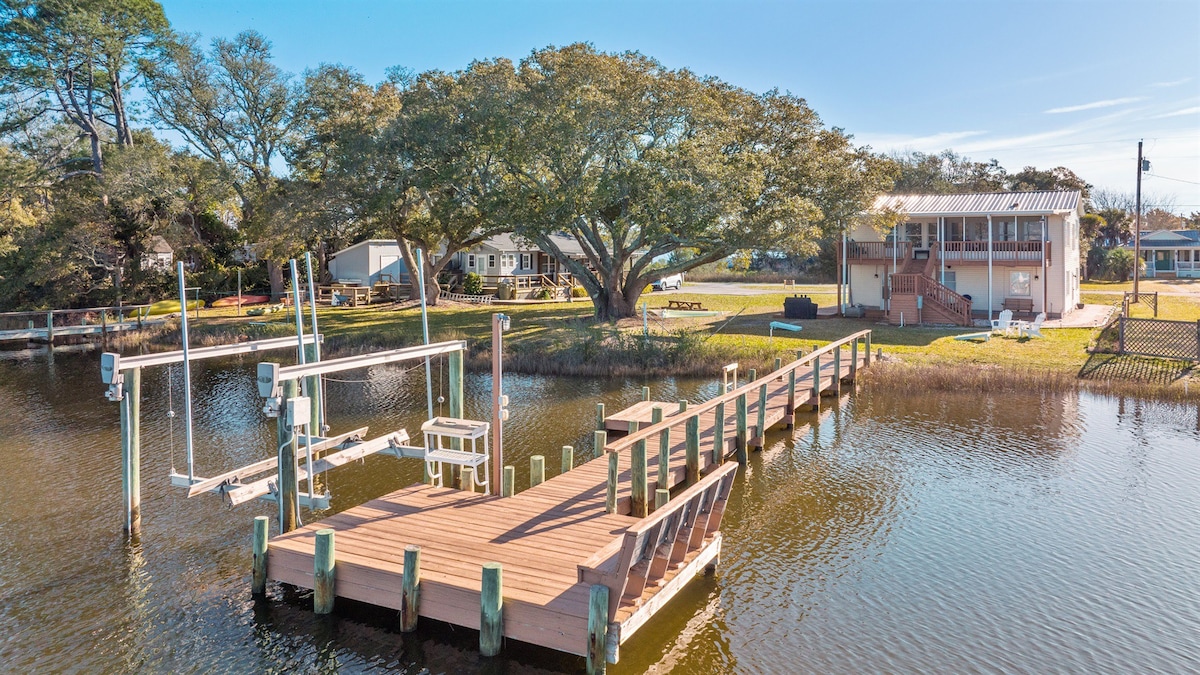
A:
[262, 330, 873, 672]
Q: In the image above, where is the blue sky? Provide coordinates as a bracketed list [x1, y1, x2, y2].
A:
[159, 0, 1200, 212]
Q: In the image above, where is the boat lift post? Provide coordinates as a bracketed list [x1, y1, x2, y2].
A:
[177, 261, 196, 485]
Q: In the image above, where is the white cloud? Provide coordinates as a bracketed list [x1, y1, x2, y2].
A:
[1150, 78, 1192, 88]
[1044, 97, 1146, 114]
[1151, 106, 1200, 119]
[854, 130, 986, 150]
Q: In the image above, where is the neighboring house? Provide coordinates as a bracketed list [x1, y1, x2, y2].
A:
[1128, 230, 1200, 278]
[452, 233, 590, 281]
[327, 240, 410, 286]
[841, 190, 1083, 325]
[141, 236, 174, 271]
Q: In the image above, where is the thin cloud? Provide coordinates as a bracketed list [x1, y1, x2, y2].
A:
[854, 130, 986, 151]
[1044, 97, 1145, 114]
[1152, 106, 1200, 119]
[1150, 78, 1192, 88]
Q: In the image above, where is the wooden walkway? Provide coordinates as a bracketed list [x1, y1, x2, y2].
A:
[264, 330, 873, 671]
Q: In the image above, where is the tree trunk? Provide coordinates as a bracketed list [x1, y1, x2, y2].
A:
[267, 259, 285, 300]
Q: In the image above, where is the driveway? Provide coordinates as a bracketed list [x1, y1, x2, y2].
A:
[654, 281, 833, 296]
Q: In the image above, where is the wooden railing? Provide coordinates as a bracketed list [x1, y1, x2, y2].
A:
[889, 274, 972, 325]
[602, 330, 873, 516]
[578, 461, 737, 621]
[842, 241, 911, 261]
[940, 240, 1050, 264]
[481, 273, 574, 292]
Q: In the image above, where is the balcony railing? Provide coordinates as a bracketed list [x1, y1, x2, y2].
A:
[843, 241, 911, 260]
[940, 241, 1050, 264]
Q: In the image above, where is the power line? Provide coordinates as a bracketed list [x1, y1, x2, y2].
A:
[1146, 173, 1200, 186]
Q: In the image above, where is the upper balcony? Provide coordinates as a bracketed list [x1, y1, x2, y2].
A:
[841, 241, 1050, 266]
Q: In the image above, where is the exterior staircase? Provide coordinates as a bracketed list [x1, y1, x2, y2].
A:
[887, 246, 974, 326]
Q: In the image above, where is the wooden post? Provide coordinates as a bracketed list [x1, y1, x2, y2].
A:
[642, 386, 650, 401]
[653, 407, 669, 491]
[774, 356, 782, 373]
[313, 528, 335, 614]
[278, 379, 299, 533]
[631, 438, 648, 517]
[685, 415, 700, 484]
[305, 343, 322, 434]
[449, 349, 464, 418]
[748, 368, 756, 382]
[655, 488, 669, 509]
[136, 308, 142, 330]
[530, 455, 545, 486]
[502, 466, 514, 498]
[587, 584, 609, 675]
[832, 346, 842, 395]
[755, 383, 768, 450]
[45, 311, 54, 348]
[850, 338, 859, 379]
[786, 368, 796, 427]
[121, 367, 142, 535]
[401, 545, 421, 632]
[606, 451, 618, 514]
[100, 310, 108, 348]
[735, 393, 748, 465]
[461, 466, 475, 493]
[252, 515, 269, 596]
[811, 355, 821, 412]
[678, 399, 688, 414]
[713, 400, 726, 465]
[1118, 317, 1126, 354]
[596, 403, 605, 431]
[865, 333, 872, 365]
[561, 445, 574, 473]
[480, 562, 503, 657]
[594, 430, 607, 460]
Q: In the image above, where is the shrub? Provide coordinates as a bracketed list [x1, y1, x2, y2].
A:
[535, 287, 554, 300]
[570, 285, 588, 298]
[463, 272, 484, 295]
[1104, 248, 1142, 282]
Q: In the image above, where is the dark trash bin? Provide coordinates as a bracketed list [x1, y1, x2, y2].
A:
[783, 294, 818, 319]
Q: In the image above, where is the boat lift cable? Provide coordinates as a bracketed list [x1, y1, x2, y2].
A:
[167, 364, 177, 474]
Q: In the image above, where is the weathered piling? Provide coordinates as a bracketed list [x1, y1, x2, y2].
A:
[642, 386, 650, 401]
[562, 445, 574, 473]
[252, 515, 269, 596]
[502, 466, 515, 498]
[653, 406, 669, 490]
[631, 438, 648, 517]
[810, 355, 821, 413]
[480, 562, 503, 657]
[850, 339, 859, 379]
[831, 347, 842, 395]
[595, 403, 605, 431]
[606, 451, 618, 514]
[593, 430, 607, 460]
[313, 528, 335, 614]
[865, 333, 872, 364]
[530, 455, 545, 487]
[713, 400, 726, 464]
[678, 399, 688, 413]
[401, 545, 421, 632]
[45, 311, 53, 348]
[735, 393, 748, 465]
[685, 415, 700, 484]
[120, 366, 142, 535]
[278, 379, 300, 533]
[656, 488, 670, 511]
[774, 356, 782, 373]
[786, 369, 797, 427]
[755, 383, 768, 450]
[587, 584, 609, 675]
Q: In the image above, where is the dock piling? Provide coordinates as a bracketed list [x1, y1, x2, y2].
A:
[631, 438, 648, 517]
[502, 466, 514, 497]
[786, 369, 796, 427]
[587, 584, 609, 675]
[811, 356, 821, 413]
[252, 515, 269, 596]
[593, 430, 607, 460]
[832, 348, 842, 395]
[480, 562, 504, 657]
[735, 393, 748, 465]
[120, 366, 142, 535]
[655, 488, 669, 509]
[561, 445, 574, 473]
[678, 399, 688, 413]
[713, 401, 726, 465]
[653, 407, 668, 490]
[313, 528, 335, 614]
[755, 383, 768, 450]
[530, 455, 545, 487]
[685, 416, 700, 484]
[278, 379, 300, 533]
[595, 403, 605, 431]
[401, 545, 421, 632]
[774, 356, 782, 374]
[606, 452, 618, 514]
[642, 386, 650, 401]
[865, 333, 872, 364]
[850, 339, 859, 380]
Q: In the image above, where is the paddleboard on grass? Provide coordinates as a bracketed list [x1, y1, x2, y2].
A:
[145, 299, 202, 316]
[245, 304, 286, 316]
[210, 294, 269, 307]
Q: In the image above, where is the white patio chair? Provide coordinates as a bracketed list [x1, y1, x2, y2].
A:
[990, 309, 1014, 336]
[1020, 312, 1046, 338]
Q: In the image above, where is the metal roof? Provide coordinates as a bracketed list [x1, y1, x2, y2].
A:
[872, 190, 1083, 216]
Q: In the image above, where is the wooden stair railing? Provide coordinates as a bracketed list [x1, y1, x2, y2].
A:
[888, 272, 973, 326]
[578, 461, 738, 621]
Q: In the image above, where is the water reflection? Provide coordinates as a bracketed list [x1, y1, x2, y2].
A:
[1, 351, 1199, 673]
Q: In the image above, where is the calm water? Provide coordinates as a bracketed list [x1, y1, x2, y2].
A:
[1, 346, 1199, 674]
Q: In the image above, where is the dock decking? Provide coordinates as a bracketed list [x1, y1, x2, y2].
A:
[264, 330, 873, 671]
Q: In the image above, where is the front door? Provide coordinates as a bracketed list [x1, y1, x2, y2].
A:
[1156, 251, 1174, 271]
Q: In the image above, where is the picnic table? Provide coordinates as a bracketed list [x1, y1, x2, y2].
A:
[320, 284, 371, 307]
[666, 300, 705, 311]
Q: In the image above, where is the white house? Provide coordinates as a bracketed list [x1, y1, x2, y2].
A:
[453, 233, 590, 281]
[141, 235, 174, 271]
[327, 240, 409, 286]
[841, 190, 1083, 324]
[1130, 230, 1200, 278]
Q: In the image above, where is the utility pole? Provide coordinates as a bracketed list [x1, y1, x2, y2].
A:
[1135, 140, 1146, 300]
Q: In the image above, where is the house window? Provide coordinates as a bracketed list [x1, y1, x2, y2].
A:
[467, 254, 476, 269]
[905, 222, 922, 244]
[1010, 271, 1031, 296]
[488, 254, 496, 269]
[939, 271, 957, 292]
[520, 253, 531, 270]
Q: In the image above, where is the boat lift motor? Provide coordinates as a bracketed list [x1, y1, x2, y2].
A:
[258, 362, 282, 417]
[101, 352, 124, 402]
